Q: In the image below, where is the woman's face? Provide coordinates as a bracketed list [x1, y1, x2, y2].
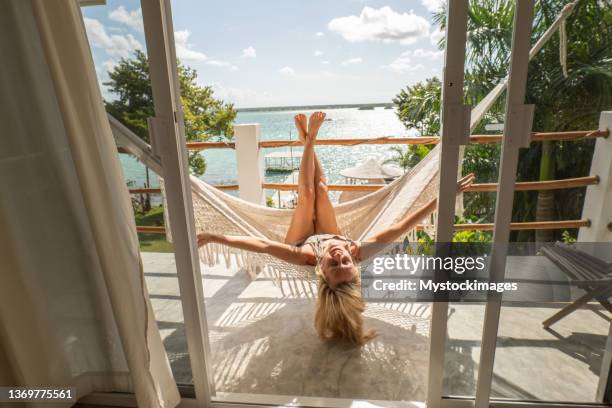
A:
[320, 239, 357, 288]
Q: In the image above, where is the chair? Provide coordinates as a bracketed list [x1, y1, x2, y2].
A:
[540, 242, 612, 328]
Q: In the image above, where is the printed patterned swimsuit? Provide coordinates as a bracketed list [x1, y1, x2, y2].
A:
[297, 234, 360, 263]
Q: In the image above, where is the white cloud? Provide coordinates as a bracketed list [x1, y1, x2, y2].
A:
[206, 60, 230, 67]
[84, 17, 141, 58]
[430, 27, 445, 46]
[386, 53, 425, 74]
[174, 30, 236, 69]
[328, 6, 429, 45]
[279, 66, 296, 76]
[212, 83, 274, 107]
[422, 0, 444, 12]
[383, 49, 441, 74]
[341, 57, 363, 65]
[314, 50, 323, 57]
[102, 60, 118, 73]
[241, 46, 256, 58]
[404, 48, 444, 60]
[315, 31, 325, 37]
[321, 60, 330, 65]
[204, 60, 238, 71]
[174, 30, 207, 61]
[97, 60, 120, 100]
[108, 6, 143, 31]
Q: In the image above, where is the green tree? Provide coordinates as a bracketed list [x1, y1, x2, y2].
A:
[105, 50, 236, 176]
[436, 0, 611, 241]
[525, 0, 611, 241]
[397, 0, 611, 241]
[393, 77, 442, 136]
[383, 144, 431, 171]
[393, 74, 502, 222]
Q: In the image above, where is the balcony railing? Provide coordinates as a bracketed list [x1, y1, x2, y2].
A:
[122, 126, 609, 235]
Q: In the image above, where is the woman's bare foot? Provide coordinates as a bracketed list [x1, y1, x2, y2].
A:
[307, 111, 326, 143]
[294, 114, 307, 143]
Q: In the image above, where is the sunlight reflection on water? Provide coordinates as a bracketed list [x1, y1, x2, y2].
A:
[120, 107, 416, 201]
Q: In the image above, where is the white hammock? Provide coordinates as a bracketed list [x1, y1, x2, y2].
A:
[162, 143, 441, 288]
[110, 113, 440, 296]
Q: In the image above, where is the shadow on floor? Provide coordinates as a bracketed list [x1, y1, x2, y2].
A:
[150, 264, 608, 402]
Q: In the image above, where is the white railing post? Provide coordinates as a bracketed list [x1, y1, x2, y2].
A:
[235, 124, 265, 204]
[578, 111, 612, 243]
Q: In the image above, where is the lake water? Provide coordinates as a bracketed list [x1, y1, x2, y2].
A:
[120, 107, 415, 198]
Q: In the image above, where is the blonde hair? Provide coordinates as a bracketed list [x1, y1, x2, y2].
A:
[314, 264, 376, 346]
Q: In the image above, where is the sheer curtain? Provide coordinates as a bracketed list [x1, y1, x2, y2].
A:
[0, 1, 180, 407]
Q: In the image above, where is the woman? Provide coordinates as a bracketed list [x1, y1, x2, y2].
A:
[198, 112, 474, 345]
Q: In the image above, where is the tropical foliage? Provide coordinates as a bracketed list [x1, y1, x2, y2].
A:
[105, 50, 236, 176]
[383, 144, 431, 171]
[393, 77, 442, 136]
[394, 0, 612, 241]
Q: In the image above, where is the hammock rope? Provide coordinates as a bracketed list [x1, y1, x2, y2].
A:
[558, 1, 578, 78]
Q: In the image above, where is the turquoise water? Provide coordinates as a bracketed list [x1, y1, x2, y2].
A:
[120, 107, 415, 197]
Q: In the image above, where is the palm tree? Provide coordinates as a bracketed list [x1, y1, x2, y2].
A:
[383, 145, 431, 171]
[433, 0, 612, 241]
[529, 1, 611, 241]
[393, 78, 442, 136]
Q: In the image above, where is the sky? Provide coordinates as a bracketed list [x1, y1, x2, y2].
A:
[82, 0, 446, 108]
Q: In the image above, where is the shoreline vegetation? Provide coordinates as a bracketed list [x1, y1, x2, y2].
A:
[237, 103, 393, 113]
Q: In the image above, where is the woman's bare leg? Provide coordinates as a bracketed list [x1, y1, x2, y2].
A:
[284, 114, 316, 244]
[312, 147, 342, 234]
[305, 112, 342, 235]
[315, 177, 342, 235]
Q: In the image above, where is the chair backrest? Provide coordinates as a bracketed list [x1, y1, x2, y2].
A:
[541, 243, 611, 283]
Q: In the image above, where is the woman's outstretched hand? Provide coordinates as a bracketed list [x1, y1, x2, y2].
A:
[457, 173, 475, 193]
[197, 232, 212, 247]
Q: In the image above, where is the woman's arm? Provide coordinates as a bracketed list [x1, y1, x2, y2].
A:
[358, 174, 475, 261]
[197, 233, 314, 265]
[358, 198, 437, 261]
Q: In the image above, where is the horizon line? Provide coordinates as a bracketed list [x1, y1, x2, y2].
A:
[236, 102, 395, 112]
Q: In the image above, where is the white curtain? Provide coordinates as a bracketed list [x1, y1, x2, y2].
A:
[0, 1, 180, 407]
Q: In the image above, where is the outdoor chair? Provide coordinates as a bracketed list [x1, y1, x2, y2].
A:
[540, 242, 612, 328]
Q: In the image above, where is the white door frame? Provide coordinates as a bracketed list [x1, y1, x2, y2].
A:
[474, 1, 535, 406]
[140, 0, 214, 404]
[427, 0, 471, 405]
